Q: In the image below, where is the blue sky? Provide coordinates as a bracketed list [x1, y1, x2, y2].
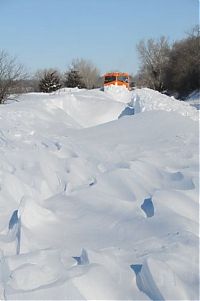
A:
[0, 0, 198, 75]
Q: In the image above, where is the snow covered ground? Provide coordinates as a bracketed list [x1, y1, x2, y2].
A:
[184, 90, 200, 110]
[0, 86, 199, 300]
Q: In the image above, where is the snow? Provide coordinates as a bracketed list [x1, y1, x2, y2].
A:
[0, 86, 199, 300]
[184, 90, 200, 110]
[133, 87, 199, 120]
[185, 90, 200, 102]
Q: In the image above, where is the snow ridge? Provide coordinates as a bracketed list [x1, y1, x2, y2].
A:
[133, 88, 199, 121]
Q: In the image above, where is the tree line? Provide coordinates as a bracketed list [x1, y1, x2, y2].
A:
[0, 25, 199, 103]
[36, 58, 102, 94]
[135, 25, 200, 98]
[0, 56, 102, 103]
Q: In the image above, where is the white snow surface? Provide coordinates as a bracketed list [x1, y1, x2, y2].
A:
[184, 90, 200, 110]
[133, 88, 199, 121]
[185, 90, 200, 103]
[0, 87, 199, 300]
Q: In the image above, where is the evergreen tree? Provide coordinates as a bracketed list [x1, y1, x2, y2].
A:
[64, 69, 85, 88]
[39, 70, 61, 93]
[70, 59, 100, 89]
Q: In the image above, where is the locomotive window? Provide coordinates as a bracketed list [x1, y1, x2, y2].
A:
[104, 76, 116, 83]
[117, 76, 128, 83]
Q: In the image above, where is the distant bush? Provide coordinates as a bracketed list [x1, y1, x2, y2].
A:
[38, 69, 62, 93]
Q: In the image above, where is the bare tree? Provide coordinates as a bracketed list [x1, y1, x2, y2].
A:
[185, 24, 200, 38]
[70, 58, 100, 89]
[0, 50, 27, 103]
[165, 27, 200, 97]
[136, 36, 170, 91]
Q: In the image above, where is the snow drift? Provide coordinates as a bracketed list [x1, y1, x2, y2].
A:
[0, 86, 198, 300]
[133, 87, 199, 121]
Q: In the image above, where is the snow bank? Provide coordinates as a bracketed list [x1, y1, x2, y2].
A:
[0, 87, 198, 300]
[185, 90, 200, 110]
[185, 90, 200, 103]
[133, 87, 199, 121]
[17, 88, 129, 128]
[104, 85, 132, 103]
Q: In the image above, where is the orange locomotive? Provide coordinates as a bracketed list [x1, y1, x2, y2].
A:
[104, 72, 130, 89]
